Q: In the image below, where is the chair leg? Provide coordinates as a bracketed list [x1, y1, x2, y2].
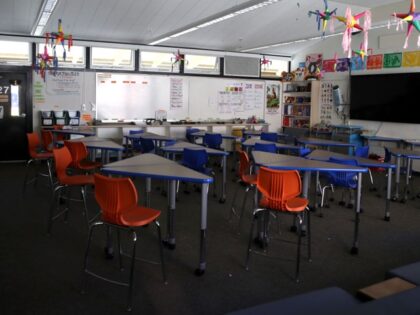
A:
[127, 230, 137, 312]
[230, 180, 241, 220]
[22, 159, 33, 195]
[81, 186, 90, 229]
[306, 208, 311, 262]
[47, 185, 65, 235]
[238, 186, 251, 233]
[295, 214, 302, 283]
[81, 222, 101, 293]
[245, 210, 259, 270]
[46, 159, 54, 192]
[211, 171, 217, 198]
[155, 221, 167, 283]
[117, 229, 124, 271]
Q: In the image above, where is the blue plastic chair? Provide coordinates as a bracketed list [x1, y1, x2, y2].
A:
[181, 148, 216, 197]
[299, 147, 311, 157]
[203, 133, 223, 150]
[254, 142, 277, 153]
[129, 130, 144, 152]
[260, 132, 278, 142]
[320, 157, 358, 210]
[355, 145, 369, 158]
[186, 128, 201, 143]
[139, 138, 155, 153]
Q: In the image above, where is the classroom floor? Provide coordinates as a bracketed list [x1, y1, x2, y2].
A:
[2, 159, 420, 314]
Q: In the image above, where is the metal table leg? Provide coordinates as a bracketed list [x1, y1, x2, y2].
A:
[403, 158, 412, 202]
[146, 178, 151, 208]
[385, 167, 392, 221]
[220, 155, 227, 203]
[393, 156, 401, 200]
[195, 183, 209, 276]
[351, 172, 363, 255]
[163, 180, 176, 250]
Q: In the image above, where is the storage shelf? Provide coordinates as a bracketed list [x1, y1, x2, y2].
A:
[284, 103, 311, 106]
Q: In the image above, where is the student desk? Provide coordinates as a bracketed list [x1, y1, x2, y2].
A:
[242, 130, 287, 140]
[50, 127, 96, 143]
[161, 141, 229, 203]
[190, 130, 238, 152]
[388, 148, 420, 201]
[297, 137, 356, 154]
[67, 136, 124, 163]
[361, 135, 403, 149]
[241, 138, 301, 154]
[124, 132, 176, 155]
[306, 149, 395, 221]
[252, 151, 368, 254]
[102, 153, 213, 275]
[403, 139, 420, 150]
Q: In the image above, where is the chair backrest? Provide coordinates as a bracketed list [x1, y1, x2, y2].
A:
[64, 140, 89, 168]
[27, 133, 41, 158]
[41, 129, 54, 152]
[52, 125, 65, 141]
[238, 150, 251, 180]
[326, 157, 358, 188]
[182, 148, 208, 173]
[94, 173, 138, 225]
[355, 145, 369, 158]
[139, 138, 155, 153]
[164, 140, 176, 147]
[254, 142, 277, 153]
[53, 147, 73, 183]
[186, 128, 201, 143]
[257, 167, 302, 210]
[203, 133, 223, 149]
[299, 147, 311, 157]
[129, 130, 143, 151]
[260, 132, 278, 142]
[384, 147, 392, 163]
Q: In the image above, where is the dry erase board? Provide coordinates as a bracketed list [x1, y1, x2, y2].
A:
[96, 73, 266, 121]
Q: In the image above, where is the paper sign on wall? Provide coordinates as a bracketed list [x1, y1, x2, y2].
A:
[383, 53, 402, 68]
[402, 51, 420, 67]
[335, 58, 349, 72]
[366, 54, 383, 70]
[322, 59, 336, 72]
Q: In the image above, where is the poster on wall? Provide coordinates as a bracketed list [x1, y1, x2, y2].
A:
[253, 83, 264, 109]
[335, 58, 349, 72]
[33, 80, 45, 105]
[383, 53, 402, 68]
[402, 51, 420, 67]
[46, 71, 81, 96]
[322, 59, 336, 72]
[170, 77, 184, 109]
[366, 54, 383, 70]
[265, 84, 280, 115]
[305, 53, 323, 72]
[350, 56, 366, 71]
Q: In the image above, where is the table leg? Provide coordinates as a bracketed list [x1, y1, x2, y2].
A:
[385, 167, 392, 221]
[402, 158, 411, 203]
[163, 180, 176, 250]
[351, 172, 363, 255]
[146, 178, 151, 208]
[125, 136, 129, 158]
[393, 156, 401, 200]
[195, 183, 209, 276]
[220, 155, 227, 203]
[117, 150, 122, 161]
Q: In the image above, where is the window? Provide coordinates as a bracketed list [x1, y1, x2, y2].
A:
[261, 58, 289, 78]
[0, 41, 31, 65]
[91, 47, 134, 70]
[140, 51, 180, 73]
[37, 44, 85, 68]
[10, 85, 19, 117]
[184, 54, 219, 75]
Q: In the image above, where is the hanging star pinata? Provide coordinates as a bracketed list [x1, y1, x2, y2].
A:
[308, 0, 337, 36]
[335, 8, 371, 58]
[260, 56, 272, 69]
[45, 19, 73, 60]
[171, 49, 184, 72]
[392, 0, 420, 48]
[34, 45, 58, 82]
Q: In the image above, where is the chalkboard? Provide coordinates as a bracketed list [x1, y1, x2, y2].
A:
[95, 73, 267, 122]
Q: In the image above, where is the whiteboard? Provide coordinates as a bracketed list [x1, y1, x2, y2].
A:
[95, 73, 266, 121]
[96, 73, 189, 120]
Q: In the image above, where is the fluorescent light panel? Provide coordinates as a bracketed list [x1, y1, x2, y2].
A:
[31, 0, 58, 36]
[149, 0, 279, 45]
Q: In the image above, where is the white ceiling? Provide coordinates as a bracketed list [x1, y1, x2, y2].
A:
[0, 0, 408, 56]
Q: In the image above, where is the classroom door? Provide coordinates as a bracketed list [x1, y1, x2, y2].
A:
[0, 71, 31, 161]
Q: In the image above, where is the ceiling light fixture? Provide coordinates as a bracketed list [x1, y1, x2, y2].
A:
[241, 21, 399, 53]
[31, 0, 59, 36]
[149, 0, 280, 45]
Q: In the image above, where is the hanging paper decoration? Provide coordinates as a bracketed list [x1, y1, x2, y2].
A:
[260, 56, 272, 69]
[171, 49, 184, 72]
[308, 0, 337, 36]
[335, 8, 371, 58]
[391, 0, 420, 48]
[34, 45, 58, 82]
[45, 19, 73, 61]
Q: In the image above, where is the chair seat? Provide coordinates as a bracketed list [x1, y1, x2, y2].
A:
[119, 206, 161, 227]
[79, 160, 102, 170]
[259, 197, 307, 212]
[242, 174, 257, 185]
[61, 174, 94, 186]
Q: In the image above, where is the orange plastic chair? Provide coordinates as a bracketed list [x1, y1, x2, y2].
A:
[23, 132, 54, 194]
[64, 140, 102, 171]
[245, 167, 311, 282]
[41, 129, 54, 152]
[48, 147, 95, 234]
[82, 174, 166, 311]
[230, 150, 258, 231]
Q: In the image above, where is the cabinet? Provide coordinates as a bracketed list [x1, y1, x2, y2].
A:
[281, 80, 320, 131]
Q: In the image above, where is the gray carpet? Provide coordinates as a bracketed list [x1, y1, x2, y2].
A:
[1, 160, 420, 314]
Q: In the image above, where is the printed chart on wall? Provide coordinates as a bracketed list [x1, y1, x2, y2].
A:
[217, 82, 264, 114]
[266, 83, 280, 115]
[96, 73, 189, 121]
